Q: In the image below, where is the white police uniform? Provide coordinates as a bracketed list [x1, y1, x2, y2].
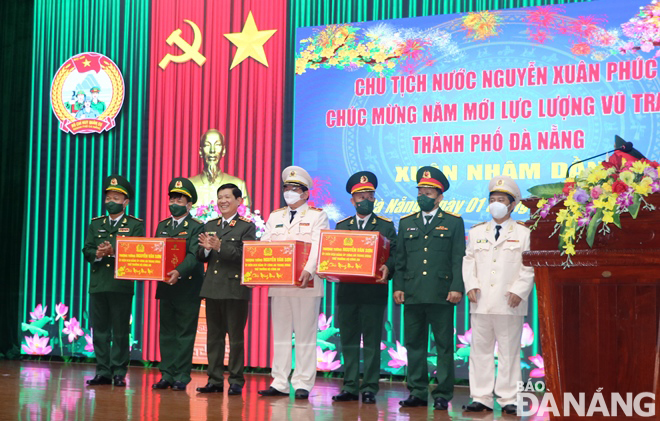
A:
[462, 176, 535, 409]
[261, 166, 329, 393]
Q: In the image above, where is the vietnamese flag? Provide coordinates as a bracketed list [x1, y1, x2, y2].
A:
[72, 53, 102, 73]
[143, 0, 286, 368]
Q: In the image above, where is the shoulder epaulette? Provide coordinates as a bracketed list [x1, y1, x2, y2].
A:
[376, 215, 392, 222]
[239, 216, 252, 223]
[272, 207, 286, 213]
[471, 221, 487, 229]
[127, 214, 143, 222]
[309, 206, 322, 211]
[92, 215, 105, 220]
[400, 212, 417, 219]
[207, 217, 221, 223]
[191, 218, 203, 225]
[444, 211, 461, 218]
[337, 215, 352, 224]
[517, 221, 530, 229]
[159, 217, 170, 224]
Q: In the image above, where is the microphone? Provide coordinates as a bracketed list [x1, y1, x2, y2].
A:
[565, 141, 634, 178]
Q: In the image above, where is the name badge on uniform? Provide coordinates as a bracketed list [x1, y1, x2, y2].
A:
[435, 226, 448, 230]
[161, 231, 168, 235]
[275, 224, 284, 228]
[178, 231, 188, 235]
[506, 239, 519, 243]
[300, 223, 310, 226]
[119, 228, 130, 233]
[98, 229, 106, 233]
[477, 239, 488, 243]
[407, 227, 418, 231]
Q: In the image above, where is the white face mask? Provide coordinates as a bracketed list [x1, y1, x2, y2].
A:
[489, 201, 510, 219]
[283, 190, 302, 205]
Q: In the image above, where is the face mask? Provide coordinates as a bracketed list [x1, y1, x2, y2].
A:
[283, 191, 302, 205]
[105, 201, 124, 215]
[355, 199, 374, 215]
[489, 202, 510, 219]
[169, 204, 188, 217]
[417, 194, 436, 212]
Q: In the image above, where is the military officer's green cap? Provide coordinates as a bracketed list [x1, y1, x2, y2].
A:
[76, 90, 85, 95]
[90, 86, 100, 93]
[416, 166, 450, 192]
[346, 171, 378, 194]
[169, 177, 198, 204]
[103, 174, 134, 199]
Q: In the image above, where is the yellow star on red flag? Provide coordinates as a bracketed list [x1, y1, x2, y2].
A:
[224, 11, 277, 69]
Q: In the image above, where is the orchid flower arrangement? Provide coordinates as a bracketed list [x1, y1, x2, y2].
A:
[530, 151, 660, 267]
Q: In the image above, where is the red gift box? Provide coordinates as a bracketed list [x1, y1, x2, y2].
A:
[115, 237, 186, 281]
[316, 230, 390, 284]
[242, 240, 313, 287]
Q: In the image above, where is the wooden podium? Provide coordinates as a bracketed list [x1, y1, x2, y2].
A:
[522, 196, 660, 420]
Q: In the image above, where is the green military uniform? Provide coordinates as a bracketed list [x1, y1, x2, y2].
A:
[197, 213, 256, 387]
[81, 175, 145, 379]
[334, 172, 397, 398]
[393, 167, 466, 403]
[154, 178, 205, 386]
[90, 86, 106, 114]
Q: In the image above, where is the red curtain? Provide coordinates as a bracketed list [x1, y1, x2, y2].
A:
[144, 0, 286, 367]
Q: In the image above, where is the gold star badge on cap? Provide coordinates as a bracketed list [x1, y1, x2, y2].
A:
[360, 175, 368, 183]
[423, 171, 431, 179]
[290, 170, 296, 176]
[175, 180, 183, 188]
[111, 178, 118, 186]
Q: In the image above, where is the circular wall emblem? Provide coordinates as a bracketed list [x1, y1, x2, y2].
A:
[51, 52, 124, 134]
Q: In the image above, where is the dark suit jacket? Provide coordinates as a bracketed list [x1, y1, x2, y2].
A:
[197, 214, 257, 300]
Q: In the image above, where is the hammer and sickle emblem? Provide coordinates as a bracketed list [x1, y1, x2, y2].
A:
[159, 19, 207, 70]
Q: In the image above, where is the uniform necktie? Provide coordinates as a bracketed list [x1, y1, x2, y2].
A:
[223, 220, 228, 229]
[424, 215, 433, 225]
[495, 225, 502, 241]
[358, 220, 364, 230]
[290, 210, 297, 223]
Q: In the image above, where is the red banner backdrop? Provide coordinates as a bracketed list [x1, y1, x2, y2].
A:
[144, 0, 286, 367]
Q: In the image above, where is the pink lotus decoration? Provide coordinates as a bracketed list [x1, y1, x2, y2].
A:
[521, 323, 535, 347]
[318, 313, 333, 331]
[29, 304, 47, 322]
[22, 334, 53, 355]
[388, 341, 408, 368]
[380, 342, 387, 351]
[457, 328, 472, 348]
[62, 317, 84, 342]
[316, 346, 341, 371]
[84, 329, 94, 352]
[529, 354, 545, 378]
[55, 303, 68, 321]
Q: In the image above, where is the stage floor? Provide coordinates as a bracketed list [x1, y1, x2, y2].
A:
[3, 360, 547, 420]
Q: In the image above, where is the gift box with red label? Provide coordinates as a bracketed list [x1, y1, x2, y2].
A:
[242, 241, 313, 287]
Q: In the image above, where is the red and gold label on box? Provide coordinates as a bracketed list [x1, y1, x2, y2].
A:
[115, 237, 186, 281]
[317, 230, 390, 283]
[242, 241, 312, 287]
